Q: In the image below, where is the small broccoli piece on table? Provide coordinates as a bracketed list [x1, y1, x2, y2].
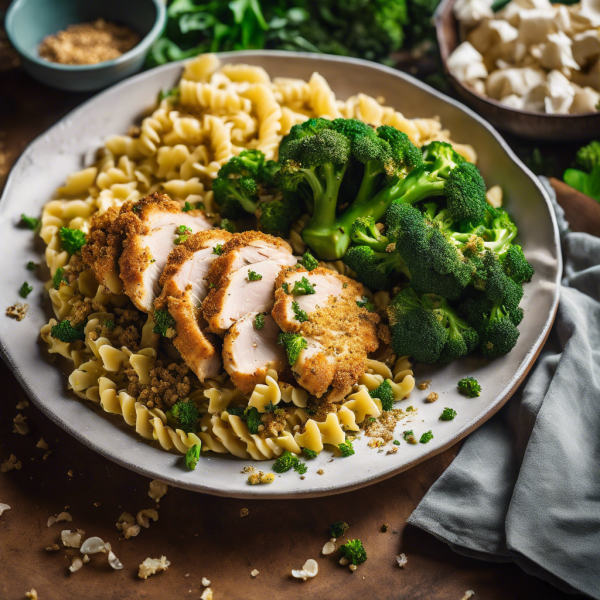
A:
[278, 332, 308, 366]
[338, 440, 355, 457]
[272, 450, 305, 473]
[440, 407, 457, 421]
[21, 214, 40, 230]
[419, 430, 434, 444]
[329, 521, 350, 538]
[153, 309, 177, 337]
[185, 444, 201, 470]
[458, 377, 481, 397]
[50, 319, 85, 343]
[298, 251, 319, 271]
[503, 245, 534, 284]
[576, 140, 600, 172]
[213, 149, 278, 218]
[403, 430, 417, 444]
[59, 227, 86, 255]
[369, 380, 394, 411]
[302, 448, 318, 459]
[19, 282, 33, 298]
[343, 245, 409, 291]
[339, 539, 367, 565]
[27, 261, 37, 271]
[171, 400, 200, 434]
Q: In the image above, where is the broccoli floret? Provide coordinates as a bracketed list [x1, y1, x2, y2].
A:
[213, 150, 278, 218]
[247, 270, 262, 281]
[338, 440, 355, 457]
[350, 216, 390, 252]
[298, 251, 319, 271]
[277, 119, 422, 260]
[153, 309, 176, 337]
[343, 244, 409, 291]
[419, 430, 434, 443]
[21, 214, 40, 230]
[171, 400, 200, 433]
[386, 203, 471, 300]
[272, 450, 305, 473]
[256, 192, 304, 237]
[393, 439, 401, 446]
[576, 140, 600, 172]
[26, 261, 37, 271]
[227, 405, 263, 434]
[440, 407, 457, 421]
[50, 319, 85, 343]
[19, 282, 33, 298]
[433, 296, 479, 365]
[369, 380, 394, 411]
[302, 448, 318, 459]
[278, 332, 308, 366]
[329, 521, 350, 538]
[185, 444, 201, 470]
[403, 430, 417, 444]
[219, 218, 236, 233]
[503, 245, 534, 284]
[478, 304, 521, 358]
[59, 227, 86, 254]
[254, 313, 265, 330]
[284, 276, 315, 296]
[457, 376, 481, 397]
[339, 539, 367, 565]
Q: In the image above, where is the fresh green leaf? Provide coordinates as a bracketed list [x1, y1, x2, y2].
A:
[254, 313, 265, 330]
[292, 301, 308, 322]
[248, 270, 263, 281]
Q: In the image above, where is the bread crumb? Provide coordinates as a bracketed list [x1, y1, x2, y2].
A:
[138, 556, 170, 579]
[292, 559, 318, 580]
[349, 564, 357, 572]
[1, 454, 22, 472]
[460, 592, 475, 600]
[136, 508, 158, 528]
[251, 569, 259, 577]
[148, 480, 168, 502]
[16, 399, 29, 409]
[426, 392, 439, 403]
[0, 503, 10, 516]
[25, 589, 38, 600]
[6, 302, 28, 321]
[396, 553, 408, 568]
[202, 577, 211, 586]
[13, 413, 30, 435]
[46, 543, 60, 552]
[317, 469, 324, 475]
[200, 588, 213, 600]
[416, 380, 431, 390]
[242, 466, 255, 474]
[240, 508, 249, 517]
[67, 470, 74, 477]
[36, 438, 49, 450]
[387, 446, 398, 454]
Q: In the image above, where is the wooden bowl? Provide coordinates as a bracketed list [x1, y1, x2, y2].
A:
[435, 0, 600, 141]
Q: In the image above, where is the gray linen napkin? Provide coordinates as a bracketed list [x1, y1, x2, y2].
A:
[407, 178, 600, 599]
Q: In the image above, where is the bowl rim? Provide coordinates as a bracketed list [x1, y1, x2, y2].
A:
[5, 0, 167, 72]
[434, 0, 600, 120]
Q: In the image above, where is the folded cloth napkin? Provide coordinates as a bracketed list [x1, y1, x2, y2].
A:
[407, 178, 600, 599]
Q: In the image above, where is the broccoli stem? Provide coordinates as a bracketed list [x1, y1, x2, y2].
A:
[353, 160, 385, 206]
[391, 170, 446, 206]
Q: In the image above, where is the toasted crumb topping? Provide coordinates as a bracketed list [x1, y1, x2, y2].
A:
[426, 392, 439, 403]
[6, 302, 28, 321]
[417, 379, 432, 390]
[0, 454, 22, 472]
[240, 508, 249, 517]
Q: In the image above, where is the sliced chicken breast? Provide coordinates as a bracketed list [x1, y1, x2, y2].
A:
[203, 232, 297, 335]
[272, 266, 380, 401]
[222, 312, 287, 394]
[154, 230, 232, 311]
[118, 193, 213, 312]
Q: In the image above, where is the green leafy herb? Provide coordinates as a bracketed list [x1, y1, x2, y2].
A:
[176, 224, 192, 235]
[21, 214, 40, 230]
[294, 462, 308, 475]
[289, 276, 315, 295]
[219, 218, 236, 233]
[299, 251, 319, 271]
[132, 204, 142, 214]
[182, 201, 205, 212]
[213, 243, 223, 255]
[419, 430, 434, 444]
[440, 407, 457, 421]
[277, 332, 308, 366]
[369, 379, 394, 411]
[338, 439, 355, 457]
[52, 267, 68, 290]
[153, 309, 177, 337]
[393, 439, 401, 446]
[19, 282, 33, 298]
[248, 270, 263, 281]
[26, 261, 37, 271]
[185, 443, 201, 470]
[174, 235, 189, 245]
[50, 319, 85, 343]
[227, 405, 263, 434]
[356, 296, 375, 311]
[254, 313, 265, 330]
[292, 301, 308, 322]
[59, 227, 86, 254]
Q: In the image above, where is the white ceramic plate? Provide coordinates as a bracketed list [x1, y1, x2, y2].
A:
[0, 51, 561, 498]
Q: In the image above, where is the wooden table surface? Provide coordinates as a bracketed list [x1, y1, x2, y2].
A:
[0, 28, 586, 600]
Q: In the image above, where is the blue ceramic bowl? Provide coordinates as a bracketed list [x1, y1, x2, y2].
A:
[5, 0, 166, 92]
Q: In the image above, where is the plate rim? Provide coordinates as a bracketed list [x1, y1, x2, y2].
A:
[0, 50, 562, 498]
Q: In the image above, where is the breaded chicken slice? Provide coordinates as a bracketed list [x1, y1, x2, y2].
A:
[154, 230, 232, 382]
[118, 193, 212, 312]
[222, 312, 287, 394]
[272, 266, 380, 401]
[202, 231, 297, 335]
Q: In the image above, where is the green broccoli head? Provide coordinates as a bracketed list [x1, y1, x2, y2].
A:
[256, 192, 303, 237]
[433, 296, 479, 364]
[298, 252, 319, 271]
[350, 216, 389, 252]
[329, 521, 350, 538]
[279, 118, 333, 163]
[171, 400, 200, 434]
[457, 376, 481, 397]
[277, 332, 308, 366]
[342, 245, 408, 291]
[369, 379, 394, 411]
[213, 150, 277, 218]
[50, 319, 85, 343]
[272, 450, 306, 474]
[376, 125, 424, 176]
[575, 140, 600, 172]
[503, 245, 534, 284]
[443, 162, 488, 223]
[338, 440, 355, 457]
[339, 539, 367, 565]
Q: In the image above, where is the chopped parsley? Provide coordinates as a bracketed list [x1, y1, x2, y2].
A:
[219, 218, 236, 233]
[209, 282, 217, 289]
[419, 430, 434, 444]
[254, 313, 265, 330]
[247, 270, 262, 281]
[338, 440, 355, 457]
[52, 267, 68, 290]
[284, 276, 315, 296]
[132, 204, 142, 214]
[153, 309, 176, 337]
[440, 407, 457, 421]
[19, 282, 33, 298]
[20, 214, 40, 230]
[213, 243, 223, 255]
[356, 296, 374, 311]
[403, 430, 417, 444]
[277, 332, 307, 366]
[292, 301, 308, 322]
[59, 227, 86, 254]
[272, 450, 307, 474]
[26, 261, 37, 271]
[298, 252, 319, 271]
[176, 224, 192, 235]
[185, 444, 201, 470]
[393, 439, 401, 446]
[174, 235, 188, 245]
[182, 201, 204, 212]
